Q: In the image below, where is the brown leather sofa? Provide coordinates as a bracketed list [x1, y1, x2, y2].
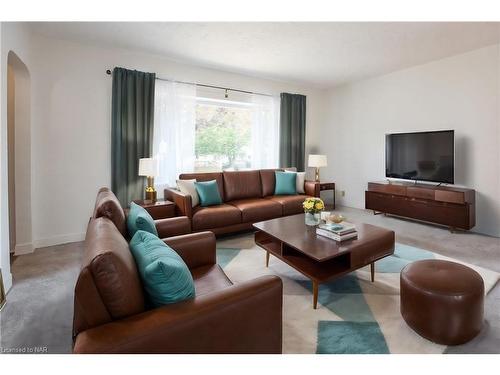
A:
[93, 187, 191, 238]
[72, 188, 283, 353]
[165, 169, 320, 236]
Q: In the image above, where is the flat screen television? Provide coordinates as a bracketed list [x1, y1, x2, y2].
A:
[385, 130, 454, 184]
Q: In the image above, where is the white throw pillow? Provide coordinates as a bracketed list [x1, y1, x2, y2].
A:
[176, 179, 199, 207]
[285, 170, 305, 194]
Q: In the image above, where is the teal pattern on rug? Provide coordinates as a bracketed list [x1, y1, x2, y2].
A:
[377, 243, 435, 273]
[216, 248, 241, 268]
[216, 242, 436, 354]
[317, 321, 390, 354]
[298, 275, 375, 322]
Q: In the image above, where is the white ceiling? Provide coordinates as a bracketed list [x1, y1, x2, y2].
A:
[29, 22, 500, 88]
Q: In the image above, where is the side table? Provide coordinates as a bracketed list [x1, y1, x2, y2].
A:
[319, 182, 336, 209]
[133, 199, 175, 220]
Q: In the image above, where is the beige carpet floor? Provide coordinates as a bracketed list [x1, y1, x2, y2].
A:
[1, 206, 499, 354]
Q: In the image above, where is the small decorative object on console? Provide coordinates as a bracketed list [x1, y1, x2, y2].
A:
[303, 197, 324, 226]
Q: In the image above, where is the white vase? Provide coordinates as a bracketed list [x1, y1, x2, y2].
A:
[305, 212, 321, 226]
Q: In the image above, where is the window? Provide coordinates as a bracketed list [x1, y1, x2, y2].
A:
[195, 98, 253, 172]
[153, 80, 279, 188]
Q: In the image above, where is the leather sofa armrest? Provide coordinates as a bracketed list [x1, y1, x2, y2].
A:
[164, 188, 193, 218]
[163, 231, 216, 269]
[73, 275, 283, 354]
[304, 180, 321, 197]
[155, 217, 191, 238]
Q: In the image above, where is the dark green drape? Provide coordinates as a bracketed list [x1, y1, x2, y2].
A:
[111, 67, 156, 207]
[279, 93, 306, 171]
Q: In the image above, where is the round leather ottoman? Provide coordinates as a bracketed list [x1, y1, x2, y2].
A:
[400, 259, 484, 345]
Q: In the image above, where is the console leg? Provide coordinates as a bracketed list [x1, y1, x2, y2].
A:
[313, 281, 319, 309]
[265, 251, 270, 267]
[370, 262, 375, 282]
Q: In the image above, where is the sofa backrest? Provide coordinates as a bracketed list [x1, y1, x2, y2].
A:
[259, 169, 283, 197]
[73, 217, 145, 338]
[223, 170, 262, 201]
[179, 169, 288, 201]
[179, 172, 225, 201]
[93, 187, 127, 236]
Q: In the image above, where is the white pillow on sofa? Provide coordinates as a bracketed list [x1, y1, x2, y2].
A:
[285, 170, 305, 194]
[176, 179, 199, 207]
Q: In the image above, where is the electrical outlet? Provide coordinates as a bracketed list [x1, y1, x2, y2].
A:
[341, 190, 345, 197]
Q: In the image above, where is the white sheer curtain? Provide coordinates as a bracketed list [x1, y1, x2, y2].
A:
[153, 80, 196, 192]
[250, 94, 280, 169]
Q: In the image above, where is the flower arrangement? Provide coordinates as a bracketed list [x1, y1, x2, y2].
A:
[303, 197, 325, 214]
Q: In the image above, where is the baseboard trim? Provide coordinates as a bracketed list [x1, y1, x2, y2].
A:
[14, 243, 35, 255]
[33, 232, 86, 250]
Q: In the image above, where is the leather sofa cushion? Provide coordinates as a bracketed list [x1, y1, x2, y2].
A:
[192, 204, 242, 230]
[223, 170, 262, 202]
[259, 169, 282, 197]
[92, 187, 127, 236]
[74, 218, 145, 336]
[228, 198, 282, 223]
[266, 194, 310, 216]
[180, 172, 225, 202]
[191, 264, 233, 297]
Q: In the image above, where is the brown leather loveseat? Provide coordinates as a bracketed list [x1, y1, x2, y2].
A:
[93, 187, 191, 239]
[72, 188, 283, 353]
[165, 169, 320, 235]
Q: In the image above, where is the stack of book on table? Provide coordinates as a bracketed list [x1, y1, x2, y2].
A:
[316, 222, 358, 242]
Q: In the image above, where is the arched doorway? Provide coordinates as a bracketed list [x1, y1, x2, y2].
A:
[7, 51, 32, 256]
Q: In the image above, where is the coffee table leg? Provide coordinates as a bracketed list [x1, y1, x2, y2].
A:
[370, 262, 375, 282]
[266, 251, 270, 267]
[313, 281, 319, 309]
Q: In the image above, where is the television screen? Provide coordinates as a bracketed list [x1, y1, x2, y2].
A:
[385, 130, 454, 184]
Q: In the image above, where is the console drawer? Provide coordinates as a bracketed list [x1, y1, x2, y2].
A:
[407, 186, 435, 200]
[367, 183, 406, 196]
[435, 190, 465, 204]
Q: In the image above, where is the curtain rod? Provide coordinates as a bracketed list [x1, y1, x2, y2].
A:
[105, 69, 273, 98]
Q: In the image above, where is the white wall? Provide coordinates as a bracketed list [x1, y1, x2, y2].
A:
[1, 22, 34, 291]
[0, 21, 7, 292]
[12, 32, 325, 248]
[8, 51, 32, 255]
[314, 45, 500, 237]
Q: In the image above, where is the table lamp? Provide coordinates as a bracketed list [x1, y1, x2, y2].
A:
[138, 158, 158, 202]
[308, 154, 327, 182]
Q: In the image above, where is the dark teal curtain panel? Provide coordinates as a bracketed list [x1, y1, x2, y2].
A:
[111, 67, 156, 207]
[279, 93, 306, 171]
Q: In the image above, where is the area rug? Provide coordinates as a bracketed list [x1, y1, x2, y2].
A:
[216, 234, 500, 354]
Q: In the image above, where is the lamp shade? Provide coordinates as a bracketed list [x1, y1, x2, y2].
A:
[138, 158, 158, 177]
[308, 154, 327, 168]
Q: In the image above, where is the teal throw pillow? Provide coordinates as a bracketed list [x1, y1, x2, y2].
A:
[275, 171, 297, 195]
[194, 180, 223, 206]
[129, 230, 195, 307]
[127, 202, 158, 238]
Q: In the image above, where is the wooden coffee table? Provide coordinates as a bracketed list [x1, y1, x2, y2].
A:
[253, 214, 395, 309]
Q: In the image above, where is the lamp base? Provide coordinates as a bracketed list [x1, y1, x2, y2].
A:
[315, 168, 320, 182]
[145, 190, 157, 202]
